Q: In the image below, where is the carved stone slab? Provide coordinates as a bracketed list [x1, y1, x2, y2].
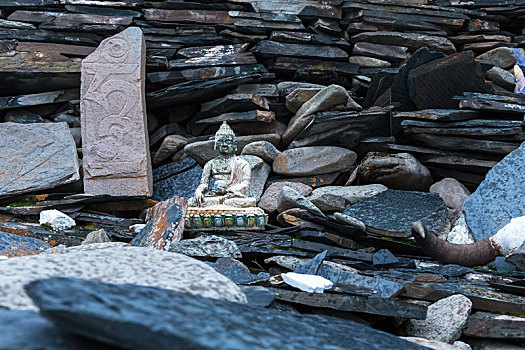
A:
[81, 27, 152, 196]
[0, 122, 79, 197]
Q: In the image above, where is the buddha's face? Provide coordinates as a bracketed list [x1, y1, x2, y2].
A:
[215, 135, 236, 155]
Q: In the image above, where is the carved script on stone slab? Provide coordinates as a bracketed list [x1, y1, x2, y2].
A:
[81, 27, 152, 196]
[0, 123, 79, 197]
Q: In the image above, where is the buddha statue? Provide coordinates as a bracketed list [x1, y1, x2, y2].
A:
[189, 122, 256, 208]
[185, 122, 267, 231]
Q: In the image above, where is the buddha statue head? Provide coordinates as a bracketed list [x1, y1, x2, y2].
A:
[214, 122, 236, 156]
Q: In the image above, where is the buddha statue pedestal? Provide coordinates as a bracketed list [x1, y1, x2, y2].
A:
[184, 122, 268, 231]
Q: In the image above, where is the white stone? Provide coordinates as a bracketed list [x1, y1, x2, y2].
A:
[281, 272, 333, 293]
[408, 294, 472, 343]
[0, 244, 247, 310]
[491, 216, 525, 257]
[129, 223, 146, 233]
[39, 210, 76, 231]
[453, 341, 472, 350]
[401, 337, 460, 350]
[447, 225, 475, 245]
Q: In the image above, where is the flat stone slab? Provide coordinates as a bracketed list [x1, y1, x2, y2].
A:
[0, 231, 51, 257]
[344, 189, 448, 238]
[0, 122, 79, 197]
[273, 146, 356, 176]
[81, 27, 152, 196]
[0, 244, 246, 310]
[26, 277, 427, 350]
[463, 141, 525, 240]
[152, 158, 203, 202]
[0, 310, 117, 350]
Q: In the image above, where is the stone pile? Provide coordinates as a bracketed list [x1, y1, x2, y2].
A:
[1, 0, 525, 349]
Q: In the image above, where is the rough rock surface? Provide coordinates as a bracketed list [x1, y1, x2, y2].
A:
[408, 294, 472, 343]
[0, 122, 80, 197]
[0, 310, 117, 350]
[308, 185, 387, 212]
[184, 134, 280, 165]
[82, 229, 111, 245]
[0, 244, 246, 310]
[26, 277, 426, 350]
[209, 258, 269, 284]
[283, 85, 350, 144]
[430, 178, 471, 211]
[401, 337, 461, 350]
[358, 152, 433, 191]
[130, 196, 186, 250]
[153, 134, 188, 165]
[0, 231, 51, 258]
[241, 141, 281, 164]
[486, 66, 516, 90]
[153, 157, 203, 201]
[273, 146, 356, 176]
[81, 27, 152, 196]
[258, 182, 312, 213]
[349, 56, 391, 68]
[477, 47, 517, 69]
[169, 236, 241, 259]
[463, 141, 525, 240]
[238, 155, 271, 202]
[39, 209, 76, 231]
[277, 186, 324, 216]
[285, 87, 323, 113]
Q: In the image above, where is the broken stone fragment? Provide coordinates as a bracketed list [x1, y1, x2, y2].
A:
[407, 294, 472, 343]
[349, 56, 391, 68]
[485, 66, 516, 90]
[153, 134, 188, 165]
[429, 178, 470, 212]
[240, 141, 281, 163]
[277, 186, 324, 217]
[39, 210, 76, 231]
[281, 272, 333, 293]
[82, 229, 110, 245]
[308, 184, 387, 212]
[258, 182, 312, 214]
[0, 231, 51, 258]
[357, 152, 433, 191]
[282, 84, 349, 144]
[168, 236, 241, 259]
[238, 155, 270, 202]
[0, 123, 80, 197]
[285, 87, 323, 113]
[477, 47, 517, 69]
[273, 146, 356, 176]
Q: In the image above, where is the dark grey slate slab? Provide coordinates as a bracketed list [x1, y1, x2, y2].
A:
[0, 230, 51, 257]
[294, 250, 327, 275]
[344, 189, 448, 238]
[463, 141, 525, 240]
[26, 277, 427, 350]
[208, 258, 269, 284]
[240, 286, 275, 307]
[0, 309, 117, 350]
[153, 158, 203, 201]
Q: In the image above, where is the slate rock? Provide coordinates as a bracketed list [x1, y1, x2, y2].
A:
[238, 155, 271, 202]
[344, 189, 448, 238]
[294, 250, 327, 275]
[373, 249, 399, 266]
[352, 42, 410, 62]
[349, 56, 391, 68]
[0, 244, 246, 310]
[130, 196, 186, 250]
[26, 277, 426, 350]
[273, 146, 356, 176]
[82, 229, 111, 245]
[240, 286, 275, 307]
[277, 81, 325, 97]
[485, 66, 516, 90]
[153, 134, 188, 165]
[169, 236, 241, 259]
[283, 84, 350, 144]
[477, 47, 517, 69]
[430, 178, 471, 211]
[0, 122, 80, 197]
[4, 109, 43, 123]
[241, 141, 281, 163]
[408, 51, 490, 110]
[351, 31, 456, 54]
[277, 186, 324, 216]
[308, 184, 387, 212]
[408, 294, 472, 343]
[153, 158, 203, 201]
[463, 141, 525, 240]
[285, 87, 323, 113]
[401, 337, 460, 350]
[184, 134, 281, 165]
[391, 47, 445, 111]
[0, 231, 51, 258]
[210, 257, 269, 284]
[0, 310, 117, 350]
[53, 112, 80, 127]
[358, 153, 433, 191]
[259, 181, 312, 213]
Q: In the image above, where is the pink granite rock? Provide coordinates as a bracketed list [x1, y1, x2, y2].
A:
[81, 27, 152, 196]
